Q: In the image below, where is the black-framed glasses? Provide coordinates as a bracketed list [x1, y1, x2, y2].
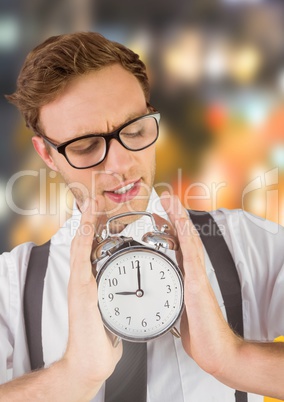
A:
[39, 112, 160, 169]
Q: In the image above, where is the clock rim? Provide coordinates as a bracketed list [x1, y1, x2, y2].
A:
[96, 245, 184, 342]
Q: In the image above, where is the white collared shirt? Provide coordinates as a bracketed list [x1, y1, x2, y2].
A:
[1, 190, 284, 401]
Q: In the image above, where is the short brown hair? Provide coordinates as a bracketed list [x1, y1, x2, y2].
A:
[6, 31, 150, 135]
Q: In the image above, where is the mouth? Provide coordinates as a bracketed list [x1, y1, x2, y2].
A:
[104, 179, 141, 203]
[113, 182, 136, 194]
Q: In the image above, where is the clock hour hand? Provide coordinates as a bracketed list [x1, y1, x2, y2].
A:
[115, 291, 137, 295]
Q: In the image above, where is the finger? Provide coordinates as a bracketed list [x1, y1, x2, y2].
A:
[152, 213, 176, 236]
[79, 194, 105, 228]
[92, 195, 108, 237]
[161, 192, 206, 275]
[70, 197, 103, 285]
[160, 191, 188, 221]
[176, 217, 202, 270]
[159, 193, 186, 271]
[160, 192, 203, 255]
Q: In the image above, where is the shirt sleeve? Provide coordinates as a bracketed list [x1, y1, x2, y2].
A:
[216, 209, 284, 340]
[0, 251, 14, 383]
[0, 243, 34, 384]
[240, 211, 284, 338]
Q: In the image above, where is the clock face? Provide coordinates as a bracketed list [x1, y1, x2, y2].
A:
[97, 246, 183, 341]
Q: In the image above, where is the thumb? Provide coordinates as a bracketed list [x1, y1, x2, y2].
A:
[70, 197, 99, 285]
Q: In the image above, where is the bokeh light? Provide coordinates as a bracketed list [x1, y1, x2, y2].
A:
[0, 0, 284, 254]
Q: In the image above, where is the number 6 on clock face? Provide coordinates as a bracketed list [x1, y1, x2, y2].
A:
[96, 246, 184, 342]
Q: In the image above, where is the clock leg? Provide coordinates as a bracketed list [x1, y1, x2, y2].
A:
[112, 335, 122, 348]
[170, 327, 181, 338]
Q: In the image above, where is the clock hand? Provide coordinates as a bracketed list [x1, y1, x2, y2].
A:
[114, 261, 145, 297]
[115, 291, 137, 295]
[136, 260, 144, 298]
[137, 260, 141, 290]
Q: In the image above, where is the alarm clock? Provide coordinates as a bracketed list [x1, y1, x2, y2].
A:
[92, 211, 184, 344]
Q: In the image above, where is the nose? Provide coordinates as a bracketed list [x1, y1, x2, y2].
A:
[103, 138, 133, 174]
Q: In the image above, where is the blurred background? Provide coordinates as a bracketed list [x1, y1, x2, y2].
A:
[0, 0, 284, 253]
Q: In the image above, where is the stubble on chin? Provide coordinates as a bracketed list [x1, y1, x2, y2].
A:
[60, 157, 156, 225]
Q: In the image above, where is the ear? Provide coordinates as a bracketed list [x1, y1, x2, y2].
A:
[32, 136, 59, 171]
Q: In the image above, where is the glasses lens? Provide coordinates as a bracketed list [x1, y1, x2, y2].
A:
[119, 115, 158, 151]
[65, 136, 106, 168]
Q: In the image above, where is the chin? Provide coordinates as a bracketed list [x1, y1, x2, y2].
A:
[105, 197, 150, 221]
[104, 209, 135, 234]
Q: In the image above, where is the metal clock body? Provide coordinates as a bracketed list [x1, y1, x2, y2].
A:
[93, 212, 184, 343]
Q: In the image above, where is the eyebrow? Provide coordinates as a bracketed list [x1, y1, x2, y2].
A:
[64, 110, 148, 141]
[42, 108, 150, 147]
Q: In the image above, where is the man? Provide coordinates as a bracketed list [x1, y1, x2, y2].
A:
[0, 32, 284, 401]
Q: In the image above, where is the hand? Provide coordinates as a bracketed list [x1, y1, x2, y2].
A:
[0, 198, 123, 402]
[160, 192, 284, 399]
[160, 192, 237, 375]
[64, 196, 122, 397]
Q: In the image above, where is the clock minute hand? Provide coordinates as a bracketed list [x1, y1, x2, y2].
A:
[137, 260, 142, 291]
[136, 260, 144, 297]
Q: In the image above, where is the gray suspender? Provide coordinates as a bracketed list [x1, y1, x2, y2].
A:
[24, 240, 50, 370]
[24, 211, 247, 402]
[189, 211, 247, 402]
[24, 240, 147, 402]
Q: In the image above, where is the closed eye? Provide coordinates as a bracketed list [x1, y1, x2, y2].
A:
[120, 130, 145, 139]
[67, 137, 103, 155]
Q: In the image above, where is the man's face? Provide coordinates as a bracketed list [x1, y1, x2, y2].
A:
[38, 64, 156, 223]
